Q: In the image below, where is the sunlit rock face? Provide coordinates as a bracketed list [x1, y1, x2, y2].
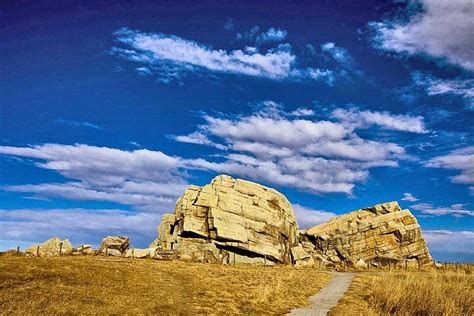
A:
[25, 237, 73, 257]
[294, 202, 433, 268]
[153, 175, 299, 264]
[153, 175, 433, 267]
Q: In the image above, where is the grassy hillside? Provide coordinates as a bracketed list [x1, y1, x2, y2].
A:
[0, 256, 330, 314]
[330, 267, 473, 315]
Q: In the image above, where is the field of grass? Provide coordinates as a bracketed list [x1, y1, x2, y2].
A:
[0, 256, 331, 314]
[330, 267, 473, 315]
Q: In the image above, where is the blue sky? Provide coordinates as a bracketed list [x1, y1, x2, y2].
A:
[1, 0, 473, 261]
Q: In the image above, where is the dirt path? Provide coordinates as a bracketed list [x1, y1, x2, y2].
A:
[287, 272, 355, 316]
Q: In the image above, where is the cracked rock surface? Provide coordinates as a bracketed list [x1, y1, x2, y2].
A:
[152, 175, 299, 264]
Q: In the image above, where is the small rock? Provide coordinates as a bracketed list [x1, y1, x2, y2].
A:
[99, 236, 129, 256]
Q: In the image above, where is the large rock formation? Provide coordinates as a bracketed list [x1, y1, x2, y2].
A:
[25, 237, 73, 257]
[294, 201, 432, 268]
[152, 176, 433, 268]
[153, 175, 299, 264]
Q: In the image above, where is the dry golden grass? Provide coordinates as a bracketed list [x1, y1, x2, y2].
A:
[0, 256, 330, 315]
[331, 268, 474, 315]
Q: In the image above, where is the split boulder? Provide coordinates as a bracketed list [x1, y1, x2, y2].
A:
[99, 236, 129, 256]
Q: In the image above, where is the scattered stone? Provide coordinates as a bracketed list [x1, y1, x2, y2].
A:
[25, 237, 73, 257]
[353, 259, 367, 270]
[123, 248, 157, 258]
[99, 236, 129, 256]
[72, 244, 95, 255]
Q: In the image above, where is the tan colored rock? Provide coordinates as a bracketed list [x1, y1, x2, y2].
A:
[99, 236, 129, 256]
[354, 258, 367, 269]
[155, 175, 299, 264]
[25, 237, 73, 257]
[123, 248, 157, 258]
[298, 202, 432, 267]
[72, 244, 95, 255]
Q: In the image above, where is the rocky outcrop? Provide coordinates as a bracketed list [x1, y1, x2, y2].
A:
[294, 202, 432, 268]
[154, 175, 299, 264]
[99, 236, 130, 256]
[25, 237, 73, 257]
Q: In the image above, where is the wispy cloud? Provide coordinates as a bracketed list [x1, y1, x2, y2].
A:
[256, 28, 288, 44]
[0, 208, 160, 249]
[56, 118, 103, 130]
[370, 0, 474, 71]
[290, 108, 315, 117]
[424, 230, 474, 255]
[111, 27, 334, 84]
[411, 203, 473, 217]
[320, 42, 365, 79]
[401, 192, 418, 202]
[0, 144, 187, 210]
[412, 72, 474, 109]
[236, 26, 287, 44]
[332, 107, 428, 134]
[426, 146, 474, 193]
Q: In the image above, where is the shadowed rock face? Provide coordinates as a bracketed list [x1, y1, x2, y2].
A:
[153, 175, 299, 264]
[294, 202, 433, 267]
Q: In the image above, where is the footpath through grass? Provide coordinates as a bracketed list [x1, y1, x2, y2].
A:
[0, 256, 330, 315]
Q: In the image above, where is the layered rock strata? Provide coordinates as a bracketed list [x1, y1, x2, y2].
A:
[153, 175, 299, 264]
[294, 201, 432, 268]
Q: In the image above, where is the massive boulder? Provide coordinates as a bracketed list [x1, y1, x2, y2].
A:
[99, 236, 130, 256]
[154, 175, 299, 264]
[25, 237, 73, 257]
[294, 201, 432, 268]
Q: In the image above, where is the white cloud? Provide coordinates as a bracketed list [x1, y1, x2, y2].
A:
[236, 26, 260, 41]
[236, 26, 287, 44]
[290, 108, 315, 117]
[56, 118, 103, 130]
[412, 73, 474, 109]
[401, 192, 418, 202]
[256, 28, 288, 44]
[172, 132, 227, 150]
[0, 208, 160, 250]
[424, 230, 474, 254]
[370, 0, 474, 71]
[0, 103, 427, 199]
[174, 103, 422, 194]
[321, 42, 354, 68]
[426, 146, 474, 192]
[411, 203, 473, 217]
[0, 144, 187, 209]
[293, 204, 337, 229]
[331, 108, 428, 133]
[112, 27, 334, 84]
[224, 18, 234, 31]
